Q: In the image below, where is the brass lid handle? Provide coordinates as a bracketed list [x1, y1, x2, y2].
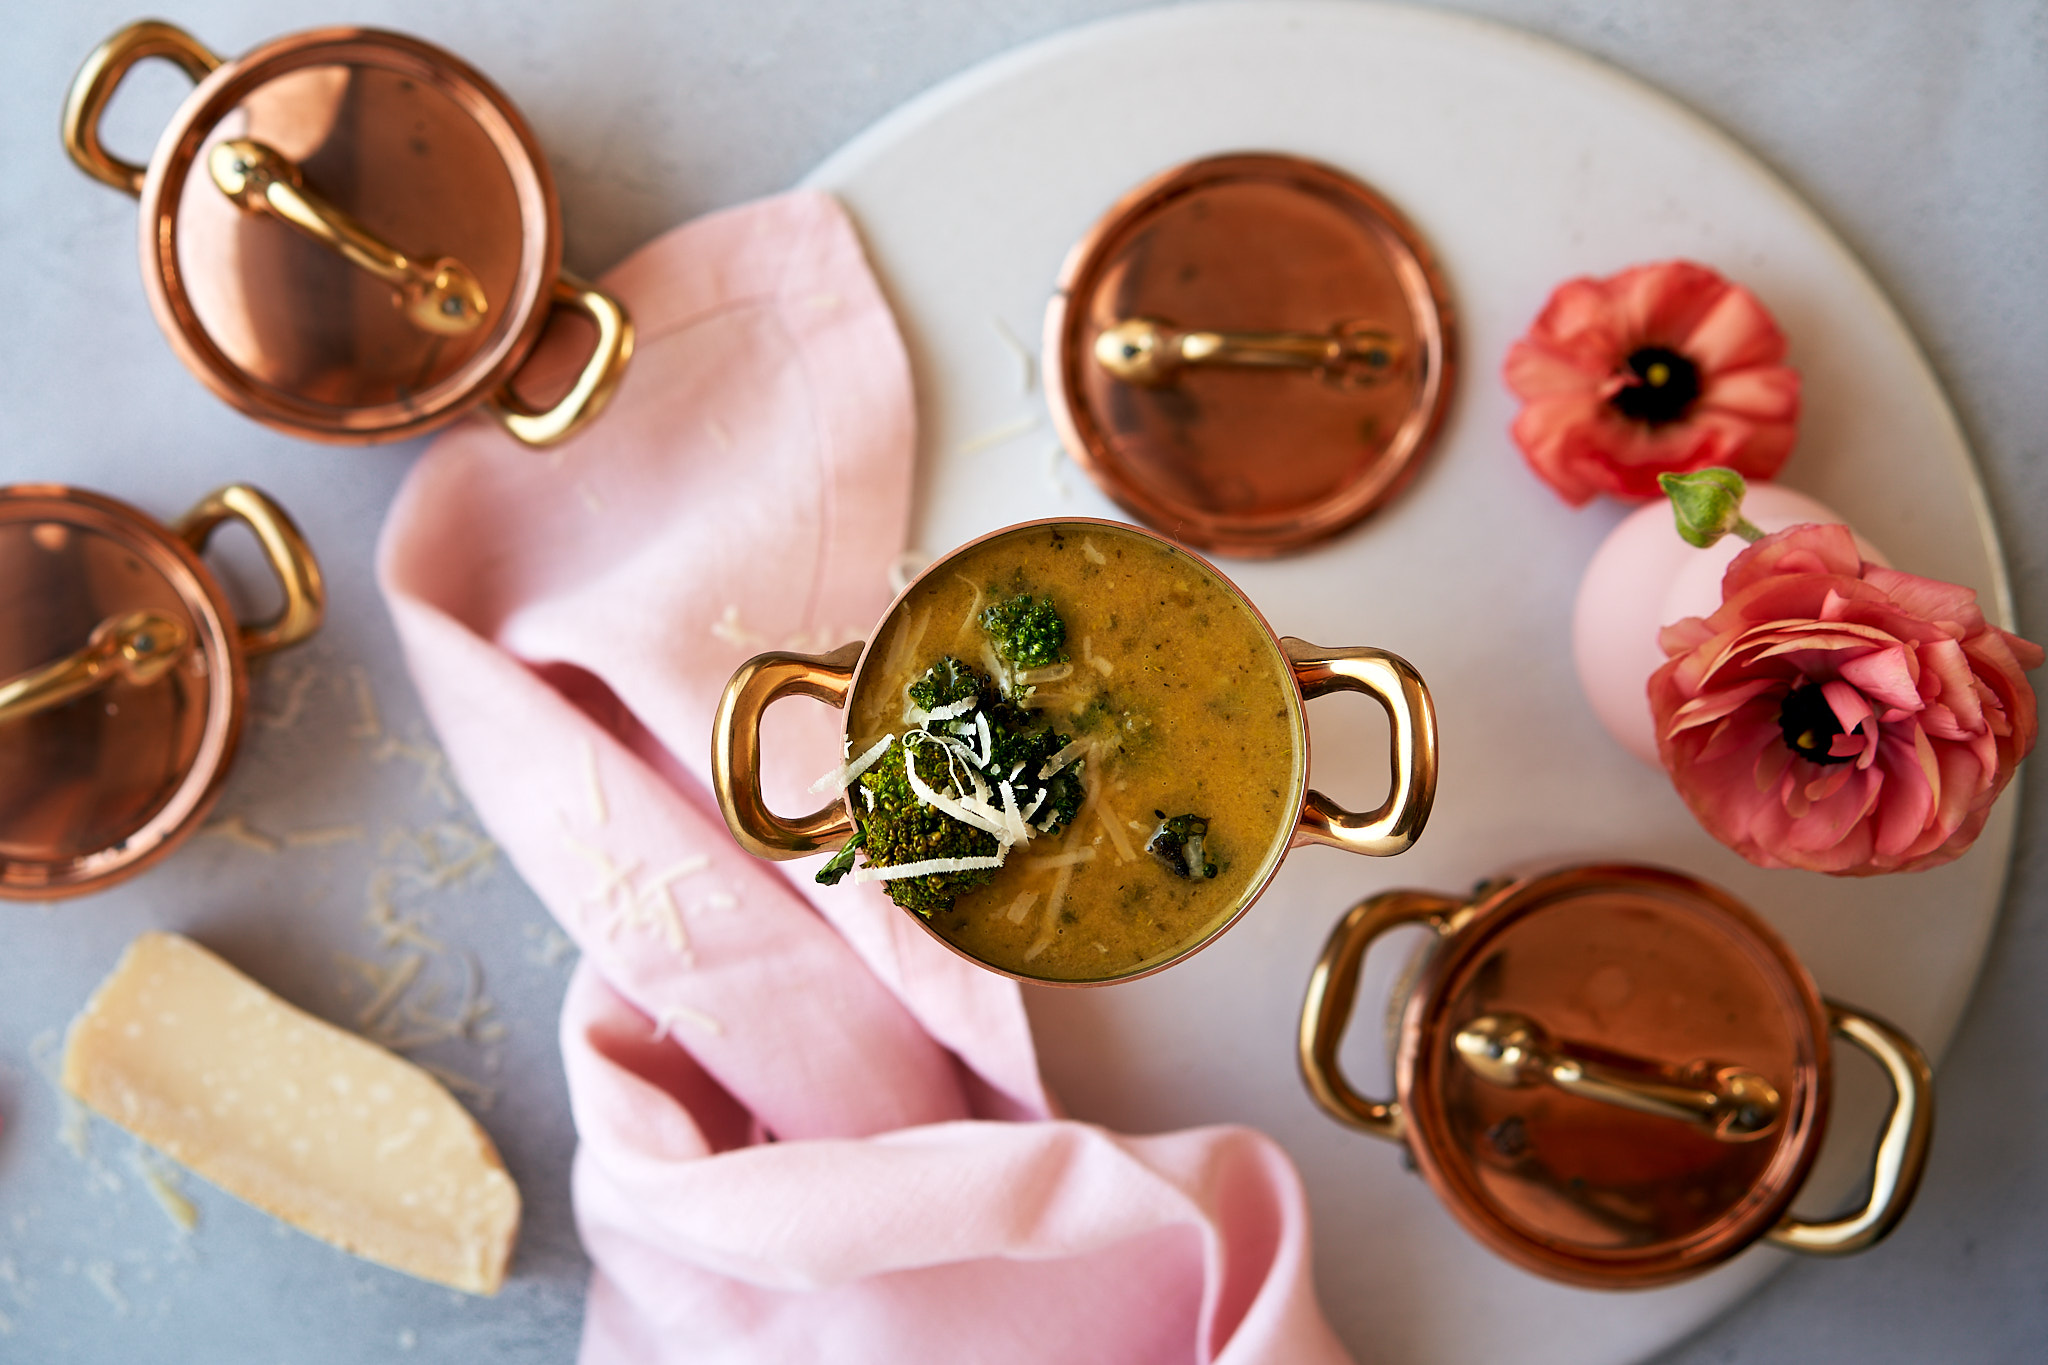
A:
[0, 610, 189, 727]
[208, 138, 488, 337]
[1454, 1011, 1783, 1142]
[1094, 316, 1404, 389]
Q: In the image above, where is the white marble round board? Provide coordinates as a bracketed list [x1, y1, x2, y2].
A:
[804, 3, 2016, 1362]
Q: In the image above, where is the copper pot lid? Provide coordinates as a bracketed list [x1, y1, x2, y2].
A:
[1044, 153, 1455, 557]
[1299, 864, 1935, 1288]
[62, 22, 632, 447]
[0, 485, 323, 900]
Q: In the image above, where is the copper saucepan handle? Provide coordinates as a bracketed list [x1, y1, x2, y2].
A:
[174, 485, 326, 659]
[1766, 1001, 1934, 1256]
[712, 643, 863, 860]
[1298, 888, 1466, 1143]
[0, 610, 190, 728]
[1283, 640, 1437, 857]
[63, 20, 223, 196]
[486, 274, 636, 448]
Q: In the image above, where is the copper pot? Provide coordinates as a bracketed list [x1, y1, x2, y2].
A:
[711, 517, 1439, 985]
[62, 20, 632, 448]
[0, 484, 324, 899]
[1299, 863, 1934, 1287]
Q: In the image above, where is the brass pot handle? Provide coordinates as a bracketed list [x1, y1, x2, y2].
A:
[1453, 1012, 1784, 1142]
[208, 139, 489, 337]
[175, 485, 326, 659]
[1284, 640, 1437, 857]
[487, 274, 636, 448]
[1298, 888, 1465, 1143]
[0, 610, 190, 728]
[1767, 1001, 1934, 1256]
[712, 643, 863, 860]
[63, 20, 222, 196]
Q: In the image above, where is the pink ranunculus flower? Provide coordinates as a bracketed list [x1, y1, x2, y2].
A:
[1504, 261, 1802, 505]
[1650, 522, 2042, 875]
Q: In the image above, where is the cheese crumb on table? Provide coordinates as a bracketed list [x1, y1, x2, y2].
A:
[61, 933, 521, 1296]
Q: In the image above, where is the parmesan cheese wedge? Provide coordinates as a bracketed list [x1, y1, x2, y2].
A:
[61, 933, 520, 1295]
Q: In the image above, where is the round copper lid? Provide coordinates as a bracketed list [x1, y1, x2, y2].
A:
[1401, 865, 1828, 1287]
[1044, 153, 1454, 557]
[0, 485, 322, 900]
[134, 28, 559, 443]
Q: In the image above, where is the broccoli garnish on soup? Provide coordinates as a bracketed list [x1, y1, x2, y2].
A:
[818, 652, 1089, 917]
[1147, 813, 1217, 880]
[853, 742, 1003, 916]
[979, 594, 1068, 670]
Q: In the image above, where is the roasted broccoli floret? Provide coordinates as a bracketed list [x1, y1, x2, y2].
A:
[1148, 813, 1217, 879]
[824, 653, 1091, 915]
[984, 697, 1085, 835]
[980, 594, 1067, 670]
[908, 655, 981, 712]
[853, 742, 1001, 917]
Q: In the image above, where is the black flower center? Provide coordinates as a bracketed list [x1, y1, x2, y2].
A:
[1778, 685, 1853, 765]
[1608, 346, 1702, 425]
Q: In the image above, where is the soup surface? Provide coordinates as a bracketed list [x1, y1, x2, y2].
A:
[850, 522, 1301, 981]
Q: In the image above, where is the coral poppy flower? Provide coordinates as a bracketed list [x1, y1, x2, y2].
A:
[1649, 523, 2042, 875]
[1505, 261, 1802, 505]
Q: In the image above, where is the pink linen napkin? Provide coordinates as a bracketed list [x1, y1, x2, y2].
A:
[377, 189, 1350, 1365]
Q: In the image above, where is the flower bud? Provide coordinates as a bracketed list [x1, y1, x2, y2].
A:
[1658, 467, 1761, 548]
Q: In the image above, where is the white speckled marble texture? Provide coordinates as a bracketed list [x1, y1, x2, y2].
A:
[0, 2, 2041, 1362]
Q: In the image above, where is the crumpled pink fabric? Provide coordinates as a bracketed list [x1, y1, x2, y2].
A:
[377, 190, 1350, 1365]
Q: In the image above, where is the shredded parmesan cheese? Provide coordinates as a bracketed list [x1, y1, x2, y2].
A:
[711, 605, 769, 650]
[1093, 795, 1138, 864]
[1024, 847, 1097, 870]
[257, 665, 318, 729]
[991, 316, 1037, 393]
[581, 739, 608, 825]
[1039, 738, 1089, 779]
[347, 666, 382, 740]
[887, 551, 930, 596]
[1003, 890, 1040, 925]
[201, 815, 280, 853]
[355, 953, 425, 1027]
[810, 733, 893, 794]
[1025, 861, 1078, 961]
[1081, 538, 1108, 565]
[955, 573, 985, 640]
[1044, 442, 1072, 499]
[852, 853, 1006, 882]
[956, 413, 1041, 455]
[286, 823, 366, 848]
[653, 1004, 724, 1039]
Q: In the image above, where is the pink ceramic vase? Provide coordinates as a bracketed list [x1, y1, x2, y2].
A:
[1573, 483, 1887, 765]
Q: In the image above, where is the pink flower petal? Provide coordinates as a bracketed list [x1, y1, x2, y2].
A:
[1837, 646, 1924, 713]
[1681, 280, 1791, 373]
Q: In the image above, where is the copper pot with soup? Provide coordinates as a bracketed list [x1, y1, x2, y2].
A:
[712, 518, 1438, 985]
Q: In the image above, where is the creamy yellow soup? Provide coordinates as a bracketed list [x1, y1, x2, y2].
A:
[852, 522, 1302, 981]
